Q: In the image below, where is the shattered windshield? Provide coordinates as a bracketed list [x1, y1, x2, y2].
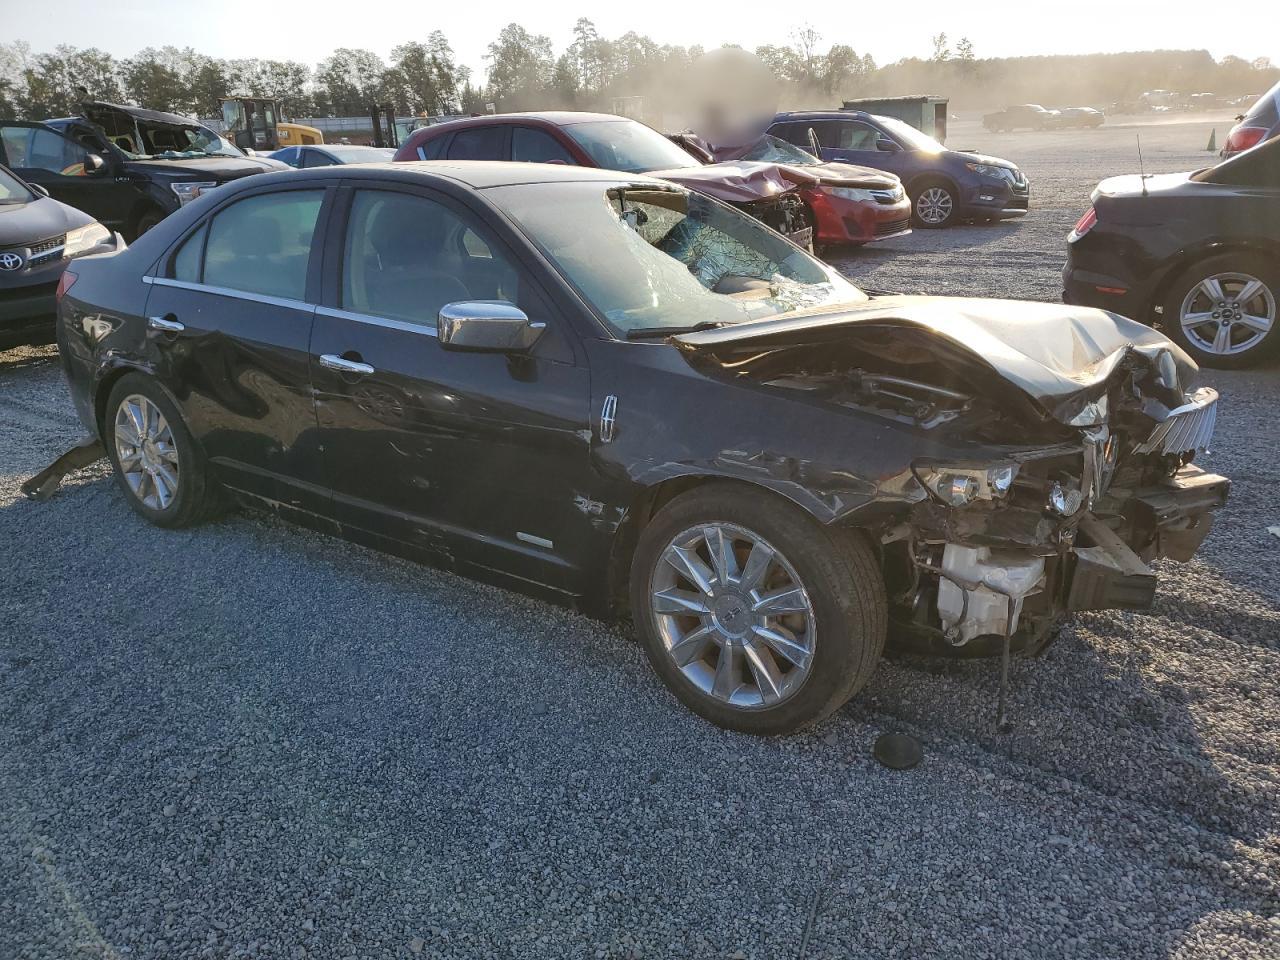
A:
[108, 119, 242, 160]
[492, 181, 864, 336]
[737, 136, 822, 165]
[562, 120, 700, 173]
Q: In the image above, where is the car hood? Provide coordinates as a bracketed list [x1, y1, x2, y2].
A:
[705, 139, 900, 189]
[123, 155, 288, 179]
[673, 295, 1197, 425]
[950, 151, 1017, 170]
[0, 194, 94, 246]
[647, 161, 813, 203]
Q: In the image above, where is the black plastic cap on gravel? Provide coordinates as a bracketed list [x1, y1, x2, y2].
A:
[874, 733, 923, 770]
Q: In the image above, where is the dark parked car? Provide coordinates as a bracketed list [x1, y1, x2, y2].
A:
[0, 163, 120, 349]
[58, 162, 1227, 734]
[766, 111, 1030, 227]
[1221, 79, 1280, 157]
[268, 144, 397, 167]
[0, 101, 285, 239]
[982, 104, 1059, 132]
[1064, 136, 1280, 368]
[394, 112, 814, 247]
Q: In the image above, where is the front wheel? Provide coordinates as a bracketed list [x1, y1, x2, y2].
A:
[629, 484, 886, 735]
[911, 182, 956, 228]
[1163, 254, 1279, 369]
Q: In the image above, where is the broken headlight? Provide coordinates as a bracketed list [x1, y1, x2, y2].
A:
[913, 462, 1019, 507]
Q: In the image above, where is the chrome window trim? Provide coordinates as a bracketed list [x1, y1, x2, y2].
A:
[315, 305, 439, 337]
[142, 275, 312, 312]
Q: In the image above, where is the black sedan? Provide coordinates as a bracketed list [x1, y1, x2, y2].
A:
[58, 162, 1227, 734]
[0, 163, 119, 350]
[1064, 136, 1279, 367]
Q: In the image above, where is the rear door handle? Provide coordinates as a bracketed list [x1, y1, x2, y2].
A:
[148, 315, 184, 333]
[319, 353, 375, 376]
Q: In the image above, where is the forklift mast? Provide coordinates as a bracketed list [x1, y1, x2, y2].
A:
[369, 104, 400, 149]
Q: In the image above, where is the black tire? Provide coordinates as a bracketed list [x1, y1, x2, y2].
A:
[1161, 253, 1280, 369]
[910, 179, 957, 229]
[104, 373, 224, 528]
[131, 207, 165, 240]
[629, 484, 887, 735]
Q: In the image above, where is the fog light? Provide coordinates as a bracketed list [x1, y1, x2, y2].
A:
[1048, 481, 1083, 516]
[940, 474, 979, 506]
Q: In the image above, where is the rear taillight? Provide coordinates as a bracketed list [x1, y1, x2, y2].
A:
[1223, 125, 1268, 155]
[1068, 206, 1096, 243]
[55, 269, 78, 303]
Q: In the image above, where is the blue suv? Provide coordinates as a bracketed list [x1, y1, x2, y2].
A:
[767, 111, 1030, 228]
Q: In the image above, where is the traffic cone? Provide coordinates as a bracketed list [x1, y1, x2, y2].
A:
[1207, 129, 1216, 151]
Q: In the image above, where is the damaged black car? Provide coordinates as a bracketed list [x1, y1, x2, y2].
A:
[55, 162, 1228, 735]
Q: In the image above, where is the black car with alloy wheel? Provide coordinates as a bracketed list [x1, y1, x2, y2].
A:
[1064, 136, 1280, 368]
[57, 162, 1227, 734]
[0, 162, 120, 349]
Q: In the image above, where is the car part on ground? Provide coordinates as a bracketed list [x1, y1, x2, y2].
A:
[1064, 136, 1280, 368]
[56, 161, 1226, 735]
[0, 162, 120, 350]
[766, 111, 1030, 227]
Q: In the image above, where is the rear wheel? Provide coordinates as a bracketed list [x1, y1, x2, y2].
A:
[1163, 254, 1279, 368]
[105, 374, 223, 528]
[630, 484, 886, 735]
[911, 180, 956, 228]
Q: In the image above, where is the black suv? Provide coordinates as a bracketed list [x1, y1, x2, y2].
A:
[0, 102, 285, 239]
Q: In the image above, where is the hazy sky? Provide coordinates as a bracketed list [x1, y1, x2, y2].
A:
[7, 0, 1278, 79]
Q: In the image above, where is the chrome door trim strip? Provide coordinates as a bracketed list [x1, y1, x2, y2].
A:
[516, 532, 555, 550]
[142, 275, 312, 312]
[315, 305, 439, 337]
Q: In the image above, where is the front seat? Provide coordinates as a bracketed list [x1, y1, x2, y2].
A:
[361, 201, 470, 326]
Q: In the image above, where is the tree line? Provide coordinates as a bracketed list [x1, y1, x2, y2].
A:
[1, 22, 1276, 124]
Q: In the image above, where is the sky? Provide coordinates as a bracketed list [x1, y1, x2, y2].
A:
[6, 0, 1278, 80]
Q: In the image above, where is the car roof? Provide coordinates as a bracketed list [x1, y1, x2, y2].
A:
[253, 160, 667, 190]
[414, 111, 630, 137]
[773, 110, 874, 122]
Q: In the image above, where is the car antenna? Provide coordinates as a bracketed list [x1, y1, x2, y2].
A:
[1137, 134, 1149, 197]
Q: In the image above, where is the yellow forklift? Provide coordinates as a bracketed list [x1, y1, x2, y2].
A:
[219, 97, 322, 152]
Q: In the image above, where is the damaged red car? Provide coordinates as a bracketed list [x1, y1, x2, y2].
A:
[393, 112, 816, 249]
[680, 133, 912, 248]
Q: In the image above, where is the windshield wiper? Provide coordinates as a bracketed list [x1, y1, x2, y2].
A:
[625, 321, 725, 340]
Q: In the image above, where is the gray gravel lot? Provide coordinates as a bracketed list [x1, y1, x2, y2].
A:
[2, 116, 1278, 960]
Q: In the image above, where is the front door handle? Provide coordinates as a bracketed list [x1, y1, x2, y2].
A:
[319, 353, 375, 376]
[148, 315, 184, 333]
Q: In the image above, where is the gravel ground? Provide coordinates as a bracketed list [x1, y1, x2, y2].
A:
[2, 116, 1278, 960]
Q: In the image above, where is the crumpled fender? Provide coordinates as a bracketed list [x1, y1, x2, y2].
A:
[649, 160, 816, 203]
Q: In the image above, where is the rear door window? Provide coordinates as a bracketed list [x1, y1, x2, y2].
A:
[447, 126, 507, 161]
[511, 127, 576, 164]
[203, 190, 324, 300]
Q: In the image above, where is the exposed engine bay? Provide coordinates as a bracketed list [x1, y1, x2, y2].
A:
[674, 296, 1230, 658]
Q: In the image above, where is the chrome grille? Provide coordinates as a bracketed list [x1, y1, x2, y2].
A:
[1133, 387, 1218, 456]
[27, 234, 66, 267]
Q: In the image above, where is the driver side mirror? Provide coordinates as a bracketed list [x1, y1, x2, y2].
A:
[438, 301, 544, 353]
[85, 153, 106, 173]
[875, 137, 900, 153]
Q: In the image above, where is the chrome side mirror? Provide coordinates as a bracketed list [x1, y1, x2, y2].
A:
[438, 301, 544, 353]
[85, 153, 106, 173]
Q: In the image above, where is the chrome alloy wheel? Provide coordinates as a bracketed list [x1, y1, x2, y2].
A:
[1180, 272, 1276, 356]
[916, 187, 954, 225]
[650, 523, 816, 709]
[114, 394, 180, 510]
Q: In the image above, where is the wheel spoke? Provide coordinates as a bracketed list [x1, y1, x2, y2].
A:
[663, 545, 714, 596]
[738, 541, 775, 593]
[1212, 323, 1232, 354]
[1236, 279, 1263, 304]
[153, 466, 178, 508]
[155, 441, 180, 465]
[136, 399, 151, 438]
[1237, 313, 1273, 334]
[150, 412, 169, 441]
[1200, 277, 1226, 303]
[668, 625, 715, 668]
[652, 588, 710, 616]
[742, 640, 785, 705]
[751, 624, 812, 670]
[753, 586, 808, 616]
[711, 644, 742, 700]
[1180, 310, 1216, 330]
[703, 526, 739, 585]
[117, 449, 143, 470]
